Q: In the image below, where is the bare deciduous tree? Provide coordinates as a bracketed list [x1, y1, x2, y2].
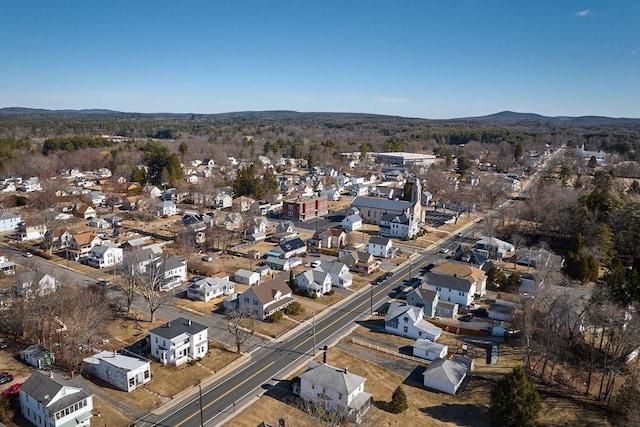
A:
[225, 307, 255, 354]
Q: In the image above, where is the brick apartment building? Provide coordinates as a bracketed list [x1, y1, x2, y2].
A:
[282, 196, 328, 221]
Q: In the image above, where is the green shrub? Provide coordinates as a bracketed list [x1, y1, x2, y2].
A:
[285, 301, 302, 315]
[267, 311, 284, 322]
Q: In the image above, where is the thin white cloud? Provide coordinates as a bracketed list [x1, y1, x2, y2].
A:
[375, 96, 408, 104]
[574, 9, 592, 17]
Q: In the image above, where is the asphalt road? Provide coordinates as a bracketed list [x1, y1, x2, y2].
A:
[140, 251, 435, 427]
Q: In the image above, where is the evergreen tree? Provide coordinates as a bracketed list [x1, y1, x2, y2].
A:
[490, 367, 541, 427]
[514, 141, 524, 161]
[390, 386, 408, 414]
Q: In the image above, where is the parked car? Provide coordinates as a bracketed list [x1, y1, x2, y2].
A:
[474, 307, 488, 317]
[439, 248, 450, 254]
[22, 252, 33, 258]
[0, 372, 13, 385]
[2, 383, 21, 396]
[202, 255, 213, 262]
[97, 279, 110, 286]
[459, 314, 473, 322]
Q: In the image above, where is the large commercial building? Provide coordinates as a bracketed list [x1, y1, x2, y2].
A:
[282, 196, 328, 221]
[375, 152, 437, 167]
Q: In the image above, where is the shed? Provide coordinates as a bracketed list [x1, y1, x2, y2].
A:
[234, 269, 260, 285]
[20, 345, 55, 369]
[435, 301, 459, 318]
[413, 339, 448, 361]
[422, 357, 468, 395]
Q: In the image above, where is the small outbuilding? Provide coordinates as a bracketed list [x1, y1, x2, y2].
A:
[413, 339, 448, 361]
[422, 357, 468, 395]
[83, 350, 151, 392]
[234, 269, 260, 285]
[20, 345, 55, 369]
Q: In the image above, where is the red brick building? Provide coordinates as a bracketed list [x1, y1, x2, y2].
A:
[282, 196, 328, 221]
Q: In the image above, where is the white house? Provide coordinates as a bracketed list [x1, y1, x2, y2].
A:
[367, 236, 394, 258]
[316, 260, 353, 288]
[422, 357, 468, 395]
[15, 272, 59, 298]
[234, 269, 260, 286]
[0, 251, 15, 275]
[156, 200, 178, 217]
[265, 256, 303, 271]
[430, 261, 487, 297]
[296, 361, 372, 423]
[83, 351, 151, 392]
[384, 302, 442, 341]
[413, 339, 448, 361]
[422, 272, 477, 307]
[19, 370, 93, 427]
[149, 318, 208, 366]
[379, 213, 419, 239]
[474, 236, 515, 260]
[0, 211, 21, 232]
[156, 256, 188, 291]
[187, 277, 235, 302]
[16, 221, 47, 241]
[295, 269, 333, 297]
[86, 243, 123, 269]
[341, 213, 363, 232]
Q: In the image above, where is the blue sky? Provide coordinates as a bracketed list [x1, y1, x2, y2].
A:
[1, 0, 638, 119]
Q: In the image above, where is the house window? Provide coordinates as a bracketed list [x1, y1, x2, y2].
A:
[403, 316, 408, 323]
[144, 370, 150, 379]
[129, 378, 135, 387]
[418, 331, 422, 337]
[403, 326, 408, 333]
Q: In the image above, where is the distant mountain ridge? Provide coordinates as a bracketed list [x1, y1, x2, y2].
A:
[0, 107, 637, 123]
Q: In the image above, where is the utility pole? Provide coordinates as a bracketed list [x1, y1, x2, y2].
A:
[370, 283, 373, 315]
[312, 311, 316, 356]
[199, 384, 204, 427]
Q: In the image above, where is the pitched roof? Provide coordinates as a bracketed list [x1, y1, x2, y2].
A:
[275, 237, 306, 253]
[408, 287, 438, 303]
[72, 231, 97, 245]
[430, 261, 486, 283]
[422, 272, 474, 293]
[351, 196, 414, 210]
[368, 236, 391, 246]
[423, 358, 468, 387]
[20, 370, 90, 413]
[244, 278, 292, 305]
[150, 317, 207, 339]
[301, 361, 366, 395]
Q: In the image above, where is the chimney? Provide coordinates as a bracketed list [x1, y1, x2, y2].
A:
[188, 319, 192, 326]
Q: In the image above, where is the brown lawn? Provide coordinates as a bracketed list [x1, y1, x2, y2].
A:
[173, 297, 220, 315]
[145, 361, 211, 398]
[227, 335, 612, 427]
[92, 397, 131, 427]
[252, 317, 300, 339]
[107, 310, 167, 348]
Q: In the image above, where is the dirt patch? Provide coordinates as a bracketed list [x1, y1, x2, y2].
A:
[173, 296, 220, 315]
[91, 397, 132, 427]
